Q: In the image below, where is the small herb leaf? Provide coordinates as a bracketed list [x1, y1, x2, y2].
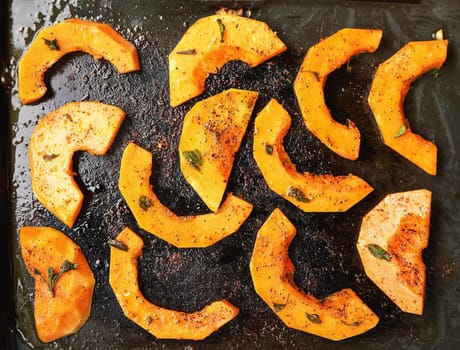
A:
[43, 38, 60, 51]
[342, 320, 362, 327]
[287, 186, 311, 203]
[217, 18, 225, 43]
[139, 195, 153, 211]
[264, 143, 273, 155]
[306, 313, 321, 324]
[431, 69, 440, 77]
[273, 295, 289, 312]
[108, 238, 129, 251]
[395, 125, 407, 138]
[368, 244, 392, 261]
[182, 149, 203, 170]
[43, 153, 59, 161]
[176, 49, 197, 55]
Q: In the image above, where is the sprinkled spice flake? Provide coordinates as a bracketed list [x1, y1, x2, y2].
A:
[138, 195, 153, 211]
[176, 49, 197, 55]
[182, 149, 203, 170]
[108, 238, 129, 251]
[43, 38, 60, 51]
[273, 295, 289, 312]
[306, 312, 321, 324]
[43, 153, 59, 161]
[286, 186, 311, 203]
[216, 18, 225, 43]
[264, 143, 273, 155]
[368, 243, 392, 261]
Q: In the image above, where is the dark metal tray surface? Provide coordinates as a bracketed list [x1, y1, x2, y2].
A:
[1, 0, 459, 349]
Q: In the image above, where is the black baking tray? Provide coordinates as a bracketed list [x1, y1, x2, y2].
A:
[2, 0, 460, 349]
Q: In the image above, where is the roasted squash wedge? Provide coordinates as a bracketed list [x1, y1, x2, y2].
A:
[20, 226, 95, 343]
[368, 40, 448, 175]
[109, 227, 239, 340]
[29, 101, 125, 227]
[250, 209, 379, 340]
[294, 28, 383, 160]
[119, 142, 253, 248]
[18, 18, 140, 104]
[169, 11, 286, 107]
[253, 99, 373, 212]
[357, 189, 432, 315]
[179, 88, 258, 212]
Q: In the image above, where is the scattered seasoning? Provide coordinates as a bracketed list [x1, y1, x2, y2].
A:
[395, 125, 407, 138]
[306, 312, 321, 324]
[432, 28, 444, 41]
[309, 70, 320, 81]
[176, 49, 197, 55]
[287, 186, 310, 203]
[273, 295, 289, 312]
[108, 238, 128, 251]
[182, 149, 203, 170]
[217, 18, 225, 43]
[43, 38, 60, 51]
[43, 153, 59, 161]
[368, 243, 392, 261]
[139, 195, 153, 211]
[264, 143, 273, 155]
[342, 320, 362, 327]
[431, 69, 440, 77]
[34, 260, 78, 297]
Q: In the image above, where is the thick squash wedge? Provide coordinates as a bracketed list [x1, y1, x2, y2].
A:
[109, 227, 239, 340]
[250, 209, 378, 341]
[29, 101, 125, 228]
[20, 226, 95, 343]
[119, 142, 253, 248]
[18, 18, 140, 104]
[357, 189, 431, 315]
[169, 11, 286, 107]
[254, 99, 373, 212]
[368, 40, 448, 175]
[294, 28, 383, 160]
[179, 88, 258, 212]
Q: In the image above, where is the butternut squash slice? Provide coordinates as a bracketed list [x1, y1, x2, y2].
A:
[109, 227, 239, 340]
[169, 12, 286, 107]
[179, 88, 258, 212]
[250, 209, 379, 341]
[119, 142, 253, 248]
[18, 18, 140, 104]
[368, 40, 448, 175]
[357, 189, 431, 315]
[294, 28, 383, 160]
[29, 101, 125, 227]
[19, 226, 95, 343]
[253, 99, 373, 212]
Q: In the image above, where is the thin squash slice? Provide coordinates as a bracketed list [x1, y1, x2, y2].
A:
[179, 88, 258, 212]
[119, 142, 253, 248]
[169, 11, 286, 107]
[368, 40, 448, 175]
[294, 28, 383, 160]
[250, 209, 379, 341]
[29, 101, 125, 228]
[18, 18, 140, 104]
[357, 189, 432, 315]
[254, 99, 373, 212]
[109, 227, 239, 340]
[20, 226, 95, 343]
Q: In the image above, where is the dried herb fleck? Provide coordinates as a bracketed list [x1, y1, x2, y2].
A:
[108, 238, 128, 251]
[395, 125, 407, 138]
[176, 49, 197, 55]
[342, 320, 362, 327]
[431, 69, 440, 77]
[306, 312, 321, 324]
[287, 186, 310, 203]
[264, 143, 273, 155]
[43, 38, 60, 51]
[43, 153, 59, 161]
[139, 195, 153, 211]
[368, 244, 392, 261]
[217, 18, 225, 43]
[273, 295, 289, 312]
[182, 149, 203, 170]
[34, 260, 78, 297]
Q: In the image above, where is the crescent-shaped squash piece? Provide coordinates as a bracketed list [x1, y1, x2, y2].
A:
[169, 12, 286, 107]
[29, 101, 125, 228]
[368, 40, 448, 175]
[357, 189, 432, 315]
[179, 88, 258, 212]
[253, 99, 373, 212]
[20, 226, 95, 343]
[294, 28, 383, 160]
[18, 18, 140, 104]
[118, 142, 253, 248]
[109, 227, 239, 340]
[250, 209, 379, 341]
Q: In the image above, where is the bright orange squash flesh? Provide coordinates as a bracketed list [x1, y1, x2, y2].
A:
[294, 28, 383, 160]
[109, 227, 239, 340]
[179, 88, 258, 212]
[118, 142, 253, 248]
[20, 226, 95, 343]
[357, 189, 432, 315]
[18, 18, 140, 104]
[250, 209, 379, 341]
[169, 12, 286, 107]
[29, 101, 125, 228]
[368, 40, 448, 175]
[253, 99, 373, 212]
